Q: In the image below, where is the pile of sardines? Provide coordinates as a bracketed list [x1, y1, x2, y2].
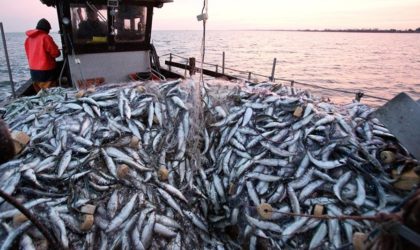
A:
[0, 79, 412, 249]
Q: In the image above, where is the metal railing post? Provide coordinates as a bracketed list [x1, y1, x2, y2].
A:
[269, 57, 277, 82]
[248, 72, 252, 81]
[169, 53, 172, 71]
[215, 65, 218, 73]
[222, 51, 225, 75]
[0, 22, 16, 99]
[355, 91, 364, 102]
[189, 57, 196, 76]
[291, 80, 295, 95]
[184, 58, 188, 78]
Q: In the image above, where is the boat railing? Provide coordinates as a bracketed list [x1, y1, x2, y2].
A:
[0, 22, 16, 99]
[161, 52, 391, 103]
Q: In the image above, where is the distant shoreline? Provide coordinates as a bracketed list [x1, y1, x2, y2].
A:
[252, 28, 420, 34]
[299, 29, 420, 34]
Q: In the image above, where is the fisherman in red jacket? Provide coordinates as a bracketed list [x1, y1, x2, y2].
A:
[24, 18, 61, 92]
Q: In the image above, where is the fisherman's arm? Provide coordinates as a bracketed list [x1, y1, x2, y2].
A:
[44, 35, 61, 58]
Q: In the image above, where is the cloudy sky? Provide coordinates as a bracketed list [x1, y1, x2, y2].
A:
[1, 0, 419, 32]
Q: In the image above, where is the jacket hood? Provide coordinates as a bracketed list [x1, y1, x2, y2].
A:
[26, 29, 47, 37]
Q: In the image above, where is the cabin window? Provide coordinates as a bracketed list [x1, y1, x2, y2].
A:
[70, 4, 108, 43]
[114, 5, 147, 43]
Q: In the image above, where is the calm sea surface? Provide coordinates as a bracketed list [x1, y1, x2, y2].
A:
[1, 30, 419, 106]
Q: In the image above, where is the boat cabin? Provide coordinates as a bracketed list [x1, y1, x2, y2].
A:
[40, 0, 177, 89]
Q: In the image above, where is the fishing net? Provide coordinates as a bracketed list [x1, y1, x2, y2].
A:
[0, 80, 227, 249]
[200, 81, 415, 249]
[0, 79, 417, 249]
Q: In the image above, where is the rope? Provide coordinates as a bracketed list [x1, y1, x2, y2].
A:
[269, 210, 382, 222]
[199, 0, 208, 86]
[279, 79, 390, 101]
[58, 57, 67, 87]
[171, 54, 189, 60]
[248, 205, 400, 223]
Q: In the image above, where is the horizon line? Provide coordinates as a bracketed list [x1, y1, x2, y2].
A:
[5, 27, 420, 33]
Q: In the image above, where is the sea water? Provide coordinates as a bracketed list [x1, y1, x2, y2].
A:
[1, 30, 419, 106]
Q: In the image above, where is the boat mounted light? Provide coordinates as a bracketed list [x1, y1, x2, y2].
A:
[62, 17, 71, 27]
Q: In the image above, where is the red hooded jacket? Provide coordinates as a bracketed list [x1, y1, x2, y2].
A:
[25, 29, 60, 71]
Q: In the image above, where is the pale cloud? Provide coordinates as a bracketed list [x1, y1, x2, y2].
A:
[1, 0, 419, 32]
[0, 0, 58, 32]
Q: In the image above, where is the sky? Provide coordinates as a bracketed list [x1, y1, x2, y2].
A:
[0, 0, 419, 32]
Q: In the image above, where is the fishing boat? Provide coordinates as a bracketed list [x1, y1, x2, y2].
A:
[0, 1, 419, 250]
[10, 0, 183, 99]
[2, 0, 247, 103]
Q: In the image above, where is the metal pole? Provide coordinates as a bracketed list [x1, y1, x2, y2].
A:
[291, 80, 295, 95]
[184, 58, 188, 78]
[189, 57, 196, 76]
[215, 65, 218, 73]
[248, 72, 252, 81]
[222, 51, 225, 75]
[269, 57, 277, 82]
[169, 53, 172, 71]
[355, 91, 364, 102]
[0, 22, 16, 99]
